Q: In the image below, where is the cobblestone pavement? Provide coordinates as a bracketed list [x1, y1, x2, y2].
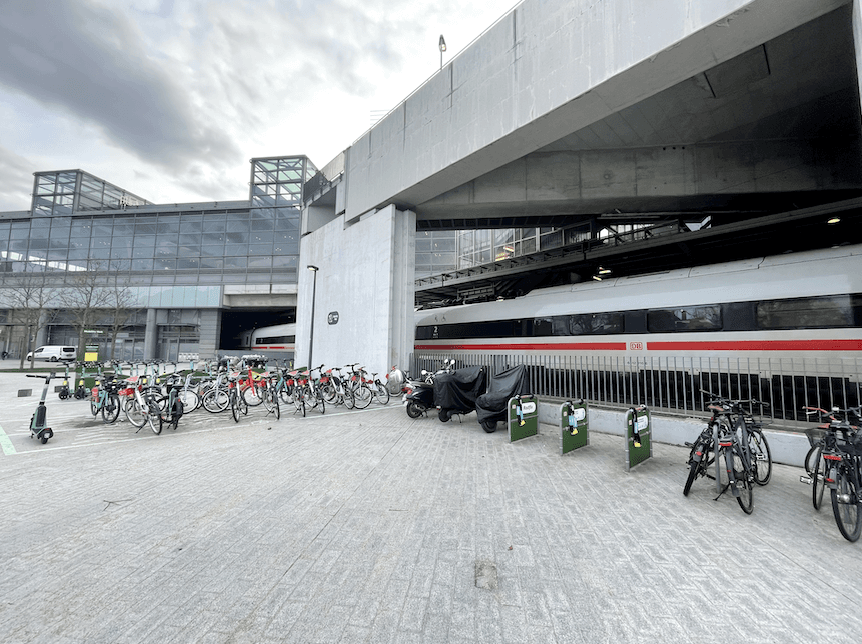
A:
[1, 372, 862, 643]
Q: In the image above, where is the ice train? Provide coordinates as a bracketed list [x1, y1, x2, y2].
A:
[414, 244, 862, 420]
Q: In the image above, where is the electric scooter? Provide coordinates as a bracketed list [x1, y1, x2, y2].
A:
[57, 363, 72, 399]
[26, 372, 56, 444]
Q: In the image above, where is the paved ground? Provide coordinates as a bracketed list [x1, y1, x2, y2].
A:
[1, 371, 862, 644]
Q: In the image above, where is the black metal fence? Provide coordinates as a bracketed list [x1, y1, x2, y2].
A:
[411, 352, 862, 428]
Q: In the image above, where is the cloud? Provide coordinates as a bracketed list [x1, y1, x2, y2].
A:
[0, 0, 241, 172]
[0, 0, 521, 208]
[0, 145, 35, 212]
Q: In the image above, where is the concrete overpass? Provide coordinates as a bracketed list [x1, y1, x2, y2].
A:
[297, 0, 862, 375]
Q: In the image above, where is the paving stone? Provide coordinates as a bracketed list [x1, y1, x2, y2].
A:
[1, 370, 862, 643]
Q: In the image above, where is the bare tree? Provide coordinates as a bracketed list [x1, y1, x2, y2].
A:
[0, 273, 60, 370]
[57, 269, 112, 362]
[104, 275, 138, 361]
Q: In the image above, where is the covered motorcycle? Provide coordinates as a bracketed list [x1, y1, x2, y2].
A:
[433, 365, 486, 422]
[475, 364, 530, 433]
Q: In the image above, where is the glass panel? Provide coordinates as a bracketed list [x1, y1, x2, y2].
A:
[10, 223, 31, 239]
[226, 231, 248, 245]
[133, 235, 155, 248]
[224, 256, 247, 269]
[199, 257, 224, 269]
[177, 257, 200, 270]
[248, 255, 272, 269]
[180, 218, 203, 233]
[272, 255, 297, 268]
[202, 216, 226, 232]
[202, 232, 225, 244]
[157, 218, 180, 233]
[132, 258, 153, 271]
[155, 258, 176, 270]
[201, 244, 224, 257]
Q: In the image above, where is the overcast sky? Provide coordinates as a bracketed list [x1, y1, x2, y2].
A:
[0, 0, 520, 212]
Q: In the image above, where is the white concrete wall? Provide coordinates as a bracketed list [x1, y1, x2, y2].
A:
[345, 0, 848, 220]
[295, 205, 415, 376]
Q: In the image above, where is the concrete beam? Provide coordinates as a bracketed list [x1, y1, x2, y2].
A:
[344, 0, 850, 221]
[417, 138, 862, 219]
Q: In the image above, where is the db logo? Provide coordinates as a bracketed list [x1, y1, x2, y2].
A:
[630, 342, 644, 351]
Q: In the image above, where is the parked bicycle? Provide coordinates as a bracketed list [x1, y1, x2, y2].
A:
[801, 406, 862, 541]
[683, 392, 770, 514]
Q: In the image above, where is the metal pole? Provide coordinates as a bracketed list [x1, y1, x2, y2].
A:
[308, 268, 318, 369]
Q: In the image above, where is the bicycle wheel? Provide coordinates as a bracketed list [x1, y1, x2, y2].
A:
[239, 390, 248, 415]
[732, 448, 754, 514]
[294, 387, 306, 417]
[748, 430, 772, 486]
[831, 468, 862, 542]
[320, 382, 337, 404]
[125, 398, 146, 428]
[90, 398, 99, 417]
[243, 383, 263, 406]
[203, 387, 230, 413]
[373, 382, 390, 405]
[146, 399, 161, 435]
[102, 393, 121, 424]
[270, 389, 280, 420]
[178, 389, 200, 412]
[316, 390, 325, 415]
[231, 390, 240, 423]
[279, 383, 294, 405]
[812, 447, 826, 510]
[352, 383, 372, 409]
[683, 437, 707, 496]
[341, 386, 355, 409]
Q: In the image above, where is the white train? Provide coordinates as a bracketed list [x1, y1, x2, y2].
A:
[238, 323, 296, 355]
[414, 244, 862, 420]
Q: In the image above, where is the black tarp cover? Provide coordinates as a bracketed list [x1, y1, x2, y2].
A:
[433, 366, 486, 413]
[475, 364, 530, 423]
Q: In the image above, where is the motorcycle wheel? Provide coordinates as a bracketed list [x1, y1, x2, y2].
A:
[481, 420, 497, 433]
[406, 402, 424, 419]
[438, 409, 450, 422]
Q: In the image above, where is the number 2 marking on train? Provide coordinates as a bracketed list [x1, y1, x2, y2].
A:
[630, 342, 644, 350]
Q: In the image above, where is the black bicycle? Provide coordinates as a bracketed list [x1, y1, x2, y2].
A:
[684, 393, 770, 514]
[802, 406, 862, 541]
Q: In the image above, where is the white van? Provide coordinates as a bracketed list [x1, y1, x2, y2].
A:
[26, 346, 77, 362]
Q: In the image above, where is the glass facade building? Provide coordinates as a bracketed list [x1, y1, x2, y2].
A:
[0, 157, 315, 361]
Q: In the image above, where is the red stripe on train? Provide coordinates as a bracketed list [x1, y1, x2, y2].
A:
[413, 342, 628, 351]
[414, 339, 862, 352]
[647, 339, 862, 351]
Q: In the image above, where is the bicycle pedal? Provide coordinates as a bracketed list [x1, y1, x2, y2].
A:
[799, 476, 813, 485]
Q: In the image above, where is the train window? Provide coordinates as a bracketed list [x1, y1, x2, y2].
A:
[723, 302, 756, 331]
[256, 335, 295, 344]
[756, 295, 860, 329]
[569, 313, 624, 335]
[533, 317, 568, 336]
[624, 311, 647, 334]
[647, 306, 722, 332]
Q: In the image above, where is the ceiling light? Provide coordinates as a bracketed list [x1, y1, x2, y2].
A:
[827, 217, 841, 224]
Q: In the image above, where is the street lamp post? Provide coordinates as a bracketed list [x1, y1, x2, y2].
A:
[439, 35, 446, 70]
[307, 265, 319, 369]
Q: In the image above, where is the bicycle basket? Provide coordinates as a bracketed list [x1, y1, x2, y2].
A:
[805, 427, 826, 448]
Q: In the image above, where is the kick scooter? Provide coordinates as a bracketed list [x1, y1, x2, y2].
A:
[26, 372, 56, 444]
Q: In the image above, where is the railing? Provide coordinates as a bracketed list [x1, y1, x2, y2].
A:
[303, 152, 346, 203]
[410, 352, 862, 429]
[414, 219, 690, 289]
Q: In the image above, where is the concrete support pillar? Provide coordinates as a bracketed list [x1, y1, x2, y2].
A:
[144, 308, 158, 361]
[296, 205, 416, 375]
[198, 310, 220, 361]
